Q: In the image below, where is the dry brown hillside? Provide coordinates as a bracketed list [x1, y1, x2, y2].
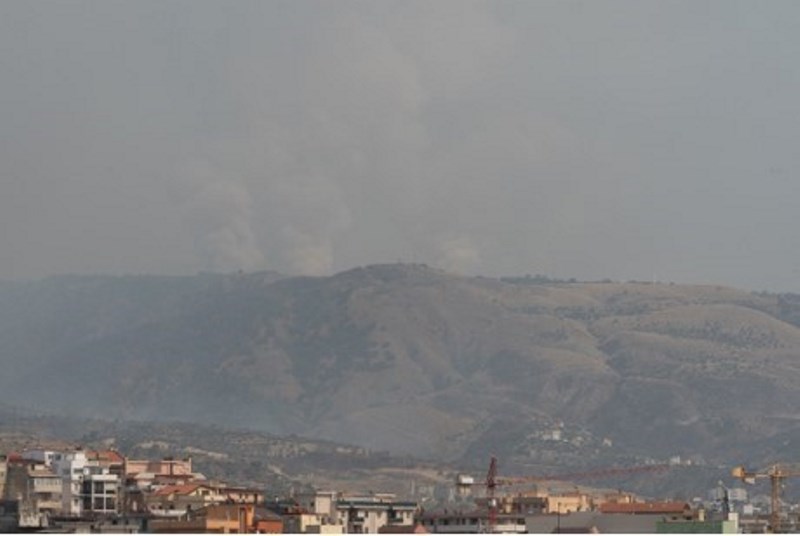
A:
[1, 265, 800, 475]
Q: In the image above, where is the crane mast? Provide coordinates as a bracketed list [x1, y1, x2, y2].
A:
[486, 456, 498, 533]
[733, 463, 800, 533]
[463, 456, 673, 533]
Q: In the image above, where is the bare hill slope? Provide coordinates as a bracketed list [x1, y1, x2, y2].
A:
[2, 265, 800, 471]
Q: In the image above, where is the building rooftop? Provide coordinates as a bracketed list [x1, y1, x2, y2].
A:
[87, 450, 125, 464]
[418, 509, 485, 521]
[378, 523, 428, 533]
[338, 499, 418, 510]
[598, 501, 689, 515]
[152, 483, 206, 497]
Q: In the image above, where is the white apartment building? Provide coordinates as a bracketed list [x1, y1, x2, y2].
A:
[52, 451, 88, 516]
[288, 490, 344, 533]
[51, 450, 120, 517]
[337, 493, 417, 534]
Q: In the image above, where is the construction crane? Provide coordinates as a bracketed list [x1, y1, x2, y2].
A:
[459, 457, 673, 533]
[459, 458, 671, 492]
[732, 464, 800, 533]
[486, 456, 498, 533]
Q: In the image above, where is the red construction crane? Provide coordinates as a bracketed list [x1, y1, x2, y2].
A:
[459, 457, 673, 533]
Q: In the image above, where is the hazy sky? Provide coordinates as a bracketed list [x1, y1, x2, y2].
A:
[2, 1, 800, 291]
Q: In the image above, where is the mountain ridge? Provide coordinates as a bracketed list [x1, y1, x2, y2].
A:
[2, 263, 800, 474]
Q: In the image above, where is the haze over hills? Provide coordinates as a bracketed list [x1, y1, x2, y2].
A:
[0, 403, 450, 499]
[2, 263, 800, 478]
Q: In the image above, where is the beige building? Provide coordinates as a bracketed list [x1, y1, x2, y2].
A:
[125, 457, 193, 477]
[281, 491, 417, 534]
[150, 503, 277, 533]
[146, 482, 262, 518]
[546, 491, 594, 514]
[283, 491, 344, 533]
[283, 512, 345, 534]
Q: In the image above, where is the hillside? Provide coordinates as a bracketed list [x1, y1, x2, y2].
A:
[2, 265, 800, 478]
[0, 405, 451, 499]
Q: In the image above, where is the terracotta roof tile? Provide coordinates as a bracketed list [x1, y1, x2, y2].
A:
[88, 450, 125, 463]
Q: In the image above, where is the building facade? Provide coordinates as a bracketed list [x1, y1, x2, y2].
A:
[337, 494, 417, 534]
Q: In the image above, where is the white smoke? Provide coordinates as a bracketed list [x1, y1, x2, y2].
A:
[174, 3, 516, 276]
[179, 160, 265, 272]
[437, 236, 482, 274]
[279, 225, 334, 277]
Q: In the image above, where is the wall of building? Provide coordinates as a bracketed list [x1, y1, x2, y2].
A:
[81, 473, 120, 514]
[546, 494, 592, 514]
[255, 518, 284, 533]
[0, 459, 5, 501]
[125, 459, 192, 476]
[52, 451, 87, 516]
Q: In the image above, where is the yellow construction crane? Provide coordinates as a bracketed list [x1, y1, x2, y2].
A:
[732, 464, 800, 533]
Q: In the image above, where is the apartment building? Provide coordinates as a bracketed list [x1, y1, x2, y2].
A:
[50, 450, 121, 517]
[282, 490, 344, 533]
[337, 493, 417, 534]
[81, 471, 119, 515]
[2, 459, 62, 528]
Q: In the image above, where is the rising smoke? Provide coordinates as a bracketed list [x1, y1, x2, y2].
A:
[179, 159, 265, 273]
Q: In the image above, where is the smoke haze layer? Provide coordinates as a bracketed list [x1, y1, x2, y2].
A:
[2, 1, 800, 291]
